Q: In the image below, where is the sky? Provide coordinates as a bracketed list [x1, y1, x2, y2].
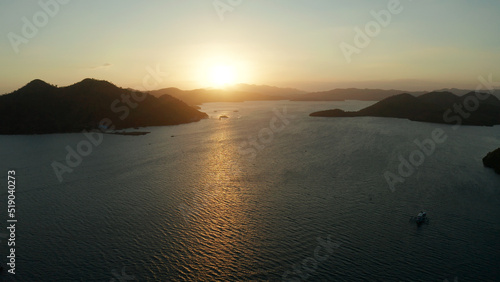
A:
[1, 0, 500, 94]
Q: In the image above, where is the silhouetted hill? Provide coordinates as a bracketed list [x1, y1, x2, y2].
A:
[483, 148, 500, 174]
[294, 88, 426, 101]
[19, 79, 57, 94]
[150, 87, 185, 97]
[357, 93, 432, 119]
[310, 91, 500, 126]
[417, 91, 460, 107]
[0, 79, 208, 134]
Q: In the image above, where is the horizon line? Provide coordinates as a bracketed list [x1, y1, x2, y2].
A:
[3, 77, 497, 96]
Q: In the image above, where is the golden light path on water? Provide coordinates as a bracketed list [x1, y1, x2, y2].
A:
[179, 117, 259, 279]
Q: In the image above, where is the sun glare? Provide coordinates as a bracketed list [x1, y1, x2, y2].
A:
[209, 64, 236, 88]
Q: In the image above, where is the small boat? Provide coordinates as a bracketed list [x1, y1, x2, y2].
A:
[410, 211, 429, 225]
[219, 115, 229, 120]
[416, 211, 426, 224]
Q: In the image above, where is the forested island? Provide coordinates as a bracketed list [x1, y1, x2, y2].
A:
[310, 91, 500, 126]
[0, 79, 208, 135]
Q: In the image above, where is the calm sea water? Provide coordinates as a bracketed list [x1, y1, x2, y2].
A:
[1, 100, 499, 281]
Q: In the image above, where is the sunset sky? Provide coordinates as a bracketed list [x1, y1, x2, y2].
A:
[1, 0, 499, 94]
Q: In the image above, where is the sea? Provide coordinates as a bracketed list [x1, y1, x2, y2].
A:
[0, 100, 499, 281]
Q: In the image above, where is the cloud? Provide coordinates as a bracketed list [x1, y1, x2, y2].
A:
[89, 63, 113, 70]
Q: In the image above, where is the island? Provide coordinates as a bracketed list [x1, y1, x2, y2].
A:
[483, 148, 500, 174]
[310, 91, 500, 126]
[0, 79, 208, 135]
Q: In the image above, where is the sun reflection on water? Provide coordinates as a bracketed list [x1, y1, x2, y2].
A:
[179, 119, 258, 279]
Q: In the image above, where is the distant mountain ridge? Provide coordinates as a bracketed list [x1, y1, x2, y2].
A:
[310, 91, 500, 126]
[0, 78, 208, 134]
[149, 86, 419, 104]
[143, 84, 500, 105]
[146, 84, 306, 105]
[227, 83, 306, 97]
[436, 88, 500, 97]
[294, 88, 500, 102]
[148, 88, 280, 105]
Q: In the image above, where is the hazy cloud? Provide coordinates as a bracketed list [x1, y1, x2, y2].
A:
[90, 63, 113, 70]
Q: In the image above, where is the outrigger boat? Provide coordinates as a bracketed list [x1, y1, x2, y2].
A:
[410, 211, 429, 225]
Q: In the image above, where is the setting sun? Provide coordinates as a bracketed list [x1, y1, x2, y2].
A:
[209, 64, 236, 88]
